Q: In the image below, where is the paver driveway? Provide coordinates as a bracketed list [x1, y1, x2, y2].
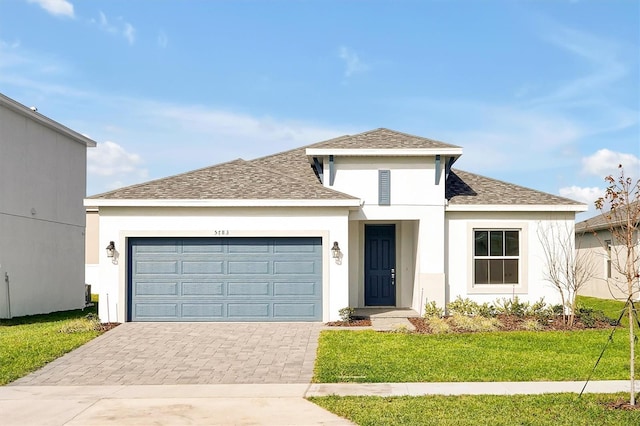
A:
[11, 322, 323, 386]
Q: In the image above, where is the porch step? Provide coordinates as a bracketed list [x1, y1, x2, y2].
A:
[353, 308, 419, 332]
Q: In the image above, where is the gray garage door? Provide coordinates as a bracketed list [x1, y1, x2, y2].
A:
[128, 237, 322, 322]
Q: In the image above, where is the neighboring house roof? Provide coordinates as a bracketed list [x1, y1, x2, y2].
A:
[446, 169, 585, 206]
[0, 93, 97, 148]
[89, 128, 583, 210]
[309, 128, 461, 150]
[575, 201, 640, 233]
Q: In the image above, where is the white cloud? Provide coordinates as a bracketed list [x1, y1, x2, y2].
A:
[157, 31, 168, 49]
[581, 149, 640, 178]
[87, 141, 148, 191]
[559, 185, 602, 205]
[94, 11, 136, 45]
[27, 0, 74, 18]
[338, 46, 369, 77]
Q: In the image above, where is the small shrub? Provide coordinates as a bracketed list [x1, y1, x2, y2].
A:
[521, 319, 544, 331]
[423, 301, 444, 318]
[447, 297, 480, 316]
[338, 307, 355, 322]
[576, 305, 608, 328]
[476, 302, 497, 318]
[526, 298, 553, 322]
[496, 296, 529, 318]
[425, 316, 451, 334]
[450, 313, 501, 332]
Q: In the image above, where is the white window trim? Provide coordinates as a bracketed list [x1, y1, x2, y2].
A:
[466, 221, 529, 295]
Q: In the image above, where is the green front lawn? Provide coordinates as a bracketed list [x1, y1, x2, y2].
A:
[309, 393, 639, 426]
[0, 307, 101, 385]
[577, 295, 631, 327]
[314, 329, 637, 383]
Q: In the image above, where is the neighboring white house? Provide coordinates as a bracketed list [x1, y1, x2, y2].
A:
[86, 128, 586, 323]
[576, 202, 640, 300]
[0, 93, 96, 318]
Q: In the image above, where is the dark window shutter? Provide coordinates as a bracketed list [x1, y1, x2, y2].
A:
[379, 170, 390, 205]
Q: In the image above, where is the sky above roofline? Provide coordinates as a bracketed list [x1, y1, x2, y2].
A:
[1, 0, 638, 219]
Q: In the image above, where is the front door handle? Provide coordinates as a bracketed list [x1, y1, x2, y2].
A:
[391, 268, 395, 285]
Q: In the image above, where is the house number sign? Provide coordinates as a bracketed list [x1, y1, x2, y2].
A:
[213, 230, 230, 236]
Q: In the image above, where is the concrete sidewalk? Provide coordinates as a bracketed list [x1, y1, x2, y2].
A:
[0, 381, 631, 425]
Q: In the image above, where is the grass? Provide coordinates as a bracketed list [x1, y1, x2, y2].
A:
[309, 393, 640, 426]
[314, 329, 638, 383]
[0, 305, 101, 385]
[577, 295, 631, 327]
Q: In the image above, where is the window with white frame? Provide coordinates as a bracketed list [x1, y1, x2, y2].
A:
[474, 230, 520, 284]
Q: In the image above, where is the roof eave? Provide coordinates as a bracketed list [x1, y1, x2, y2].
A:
[306, 148, 464, 157]
[84, 198, 362, 208]
[446, 204, 588, 212]
[0, 93, 97, 147]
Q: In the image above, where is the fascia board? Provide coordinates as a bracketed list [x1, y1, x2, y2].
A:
[84, 198, 362, 208]
[446, 204, 589, 212]
[305, 148, 464, 157]
[1, 93, 97, 147]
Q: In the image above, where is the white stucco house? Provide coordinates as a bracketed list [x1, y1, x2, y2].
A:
[0, 93, 96, 318]
[86, 128, 586, 323]
[575, 202, 640, 300]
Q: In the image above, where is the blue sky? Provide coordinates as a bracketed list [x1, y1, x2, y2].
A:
[1, 0, 638, 218]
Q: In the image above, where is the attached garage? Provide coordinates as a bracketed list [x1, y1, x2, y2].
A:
[128, 237, 323, 321]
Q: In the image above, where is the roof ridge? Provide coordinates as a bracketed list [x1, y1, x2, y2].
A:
[88, 158, 247, 198]
[377, 128, 463, 149]
[450, 168, 585, 205]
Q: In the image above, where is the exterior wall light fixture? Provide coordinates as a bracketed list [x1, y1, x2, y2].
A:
[331, 241, 341, 259]
[106, 241, 116, 258]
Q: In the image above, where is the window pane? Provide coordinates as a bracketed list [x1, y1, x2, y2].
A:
[490, 231, 503, 256]
[505, 231, 519, 256]
[489, 259, 504, 284]
[475, 259, 488, 284]
[504, 259, 518, 284]
[475, 231, 488, 256]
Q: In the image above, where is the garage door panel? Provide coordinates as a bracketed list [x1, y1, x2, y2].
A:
[129, 237, 322, 321]
[274, 261, 317, 274]
[182, 282, 224, 296]
[182, 242, 224, 253]
[182, 303, 224, 318]
[228, 282, 270, 296]
[135, 282, 178, 296]
[135, 303, 178, 318]
[136, 261, 179, 274]
[182, 261, 224, 274]
[228, 261, 270, 274]
[273, 282, 317, 296]
[274, 240, 319, 253]
[228, 303, 270, 318]
[228, 241, 271, 253]
[274, 303, 317, 318]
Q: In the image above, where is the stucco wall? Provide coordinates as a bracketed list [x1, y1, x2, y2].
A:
[444, 211, 577, 308]
[576, 230, 634, 300]
[326, 156, 444, 206]
[96, 206, 351, 323]
[0, 105, 87, 318]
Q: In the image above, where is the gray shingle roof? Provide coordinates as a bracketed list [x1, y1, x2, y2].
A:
[309, 128, 461, 149]
[90, 128, 582, 207]
[575, 201, 640, 232]
[90, 158, 356, 200]
[446, 169, 584, 206]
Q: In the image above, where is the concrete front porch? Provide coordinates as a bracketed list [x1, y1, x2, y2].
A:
[353, 308, 419, 331]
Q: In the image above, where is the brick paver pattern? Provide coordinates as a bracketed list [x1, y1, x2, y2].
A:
[11, 322, 322, 386]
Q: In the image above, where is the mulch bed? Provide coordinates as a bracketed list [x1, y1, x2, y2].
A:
[97, 322, 120, 332]
[326, 317, 372, 327]
[408, 315, 614, 333]
[605, 399, 640, 411]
